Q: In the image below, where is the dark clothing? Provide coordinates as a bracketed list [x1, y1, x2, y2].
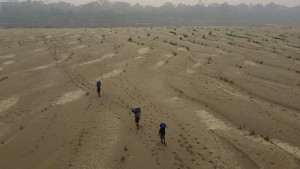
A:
[159, 127, 166, 144]
[159, 128, 165, 135]
[132, 108, 141, 128]
[96, 80, 101, 88]
[135, 117, 140, 123]
[96, 80, 101, 97]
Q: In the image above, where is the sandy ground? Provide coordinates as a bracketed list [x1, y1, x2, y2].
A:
[0, 26, 300, 169]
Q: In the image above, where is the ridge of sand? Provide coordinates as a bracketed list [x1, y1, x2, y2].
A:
[186, 68, 196, 74]
[0, 54, 16, 59]
[195, 109, 300, 159]
[244, 61, 257, 66]
[165, 54, 173, 58]
[177, 47, 187, 51]
[101, 69, 123, 79]
[33, 48, 46, 52]
[192, 62, 203, 68]
[28, 64, 53, 71]
[68, 34, 80, 39]
[54, 90, 85, 105]
[137, 47, 150, 54]
[0, 122, 8, 137]
[0, 96, 19, 114]
[72, 45, 87, 50]
[78, 53, 115, 66]
[3, 61, 16, 65]
[156, 61, 165, 67]
[135, 56, 145, 60]
[68, 41, 78, 45]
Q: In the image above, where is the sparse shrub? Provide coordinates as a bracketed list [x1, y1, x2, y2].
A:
[249, 129, 255, 136]
[209, 31, 212, 36]
[202, 35, 206, 39]
[183, 34, 188, 38]
[20, 125, 24, 130]
[264, 136, 270, 141]
[128, 37, 132, 42]
[173, 51, 177, 56]
[147, 33, 150, 36]
[124, 146, 128, 151]
[170, 31, 177, 35]
[121, 156, 125, 162]
[169, 42, 177, 46]
[180, 37, 183, 40]
[186, 46, 190, 51]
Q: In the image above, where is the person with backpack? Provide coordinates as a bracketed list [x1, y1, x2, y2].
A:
[132, 108, 141, 129]
[159, 122, 166, 144]
[96, 80, 101, 97]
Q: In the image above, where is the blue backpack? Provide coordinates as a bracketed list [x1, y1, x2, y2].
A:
[132, 108, 141, 113]
[160, 122, 166, 128]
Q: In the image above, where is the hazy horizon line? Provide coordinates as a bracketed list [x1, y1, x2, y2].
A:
[1, 0, 299, 8]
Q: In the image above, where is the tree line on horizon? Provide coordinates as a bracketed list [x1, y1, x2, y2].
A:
[0, 0, 300, 27]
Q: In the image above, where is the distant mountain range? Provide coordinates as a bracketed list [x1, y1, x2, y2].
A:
[0, 0, 299, 27]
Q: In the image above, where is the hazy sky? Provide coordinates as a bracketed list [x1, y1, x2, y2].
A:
[45, 0, 300, 7]
[2, 0, 299, 7]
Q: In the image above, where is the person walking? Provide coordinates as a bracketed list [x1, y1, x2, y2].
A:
[96, 80, 101, 97]
[159, 122, 166, 144]
[132, 108, 141, 129]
